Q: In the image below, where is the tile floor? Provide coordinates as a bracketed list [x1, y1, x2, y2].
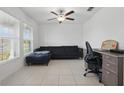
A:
[0, 59, 103, 86]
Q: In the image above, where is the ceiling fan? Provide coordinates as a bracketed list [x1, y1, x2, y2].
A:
[48, 9, 75, 24]
[87, 7, 95, 11]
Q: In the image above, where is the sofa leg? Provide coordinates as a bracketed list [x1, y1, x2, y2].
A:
[27, 63, 30, 66]
[46, 63, 48, 66]
[27, 63, 32, 66]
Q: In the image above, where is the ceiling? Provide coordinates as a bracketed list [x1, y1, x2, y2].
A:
[20, 7, 101, 24]
[0, 10, 19, 27]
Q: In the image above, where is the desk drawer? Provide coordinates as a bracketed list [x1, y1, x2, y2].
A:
[103, 60, 118, 74]
[102, 67, 118, 86]
[103, 54, 118, 65]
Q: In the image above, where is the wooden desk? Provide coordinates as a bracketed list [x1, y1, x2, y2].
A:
[94, 49, 124, 86]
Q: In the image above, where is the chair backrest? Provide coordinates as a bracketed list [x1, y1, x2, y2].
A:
[101, 40, 118, 50]
[86, 41, 93, 55]
[84, 41, 94, 62]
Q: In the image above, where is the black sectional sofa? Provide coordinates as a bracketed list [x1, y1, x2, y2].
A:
[34, 46, 83, 59]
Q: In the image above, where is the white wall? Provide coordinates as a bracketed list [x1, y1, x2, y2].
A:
[83, 7, 124, 49]
[0, 7, 39, 83]
[39, 24, 83, 48]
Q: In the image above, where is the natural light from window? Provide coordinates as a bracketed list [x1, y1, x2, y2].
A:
[23, 23, 33, 54]
[0, 10, 20, 61]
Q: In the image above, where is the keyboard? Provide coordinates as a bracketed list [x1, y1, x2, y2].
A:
[110, 49, 124, 54]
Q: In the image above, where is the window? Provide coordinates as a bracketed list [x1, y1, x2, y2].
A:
[23, 23, 33, 54]
[0, 10, 19, 61]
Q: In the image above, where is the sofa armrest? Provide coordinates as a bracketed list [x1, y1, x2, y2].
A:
[79, 48, 83, 58]
[34, 48, 41, 52]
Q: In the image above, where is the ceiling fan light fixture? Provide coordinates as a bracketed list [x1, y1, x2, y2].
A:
[57, 15, 65, 22]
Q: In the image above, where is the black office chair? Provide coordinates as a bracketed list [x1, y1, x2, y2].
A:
[84, 41, 102, 82]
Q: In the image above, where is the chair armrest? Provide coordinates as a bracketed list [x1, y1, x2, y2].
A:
[85, 54, 101, 61]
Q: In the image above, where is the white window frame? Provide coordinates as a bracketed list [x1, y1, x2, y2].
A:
[23, 23, 33, 55]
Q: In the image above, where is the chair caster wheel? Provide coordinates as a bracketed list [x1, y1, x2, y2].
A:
[83, 73, 86, 76]
[85, 69, 87, 71]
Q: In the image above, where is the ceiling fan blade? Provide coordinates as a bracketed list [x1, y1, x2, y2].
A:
[48, 18, 57, 21]
[87, 7, 94, 11]
[65, 11, 74, 16]
[66, 17, 75, 20]
[51, 11, 58, 16]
